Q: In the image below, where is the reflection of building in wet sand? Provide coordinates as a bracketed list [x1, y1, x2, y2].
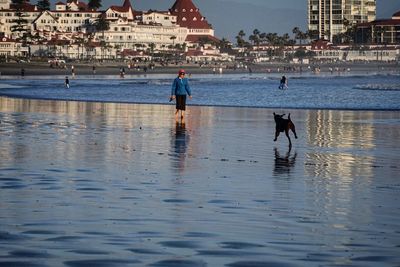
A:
[0, 97, 175, 167]
[168, 106, 215, 174]
[0, 97, 215, 175]
[305, 110, 375, 179]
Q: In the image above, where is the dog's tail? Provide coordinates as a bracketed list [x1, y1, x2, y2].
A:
[288, 113, 291, 121]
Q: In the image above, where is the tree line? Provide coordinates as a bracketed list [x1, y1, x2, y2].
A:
[235, 27, 317, 48]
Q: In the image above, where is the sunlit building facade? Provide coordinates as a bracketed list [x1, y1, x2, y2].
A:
[308, 0, 376, 41]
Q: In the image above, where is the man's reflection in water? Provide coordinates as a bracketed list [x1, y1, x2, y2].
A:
[171, 122, 190, 173]
[273, 147, 297, 176]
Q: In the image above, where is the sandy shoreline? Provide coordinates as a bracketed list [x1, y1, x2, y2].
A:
[1, 96, 399, 266]
[0, 61, 399, 76]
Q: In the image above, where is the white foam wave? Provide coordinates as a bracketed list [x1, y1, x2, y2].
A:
[354, 84, 400, 91]
[0, 84, 24, 89]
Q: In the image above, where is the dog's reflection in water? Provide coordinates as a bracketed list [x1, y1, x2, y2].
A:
[273, 147, 297, 176]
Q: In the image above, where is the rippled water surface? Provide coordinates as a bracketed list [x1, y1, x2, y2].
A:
[0, 73, 400, 110]
[0, 97, 400, 266]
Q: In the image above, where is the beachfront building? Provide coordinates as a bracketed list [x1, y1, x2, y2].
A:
[307, 39, 399, 61]
[308, 0, 376, 42]
[185, 44, 234, 62]
[100, 0, 187, 51]
[0, 36, 28, 56]
[355, 10, 400, 44]
[0, 0, 224, 60]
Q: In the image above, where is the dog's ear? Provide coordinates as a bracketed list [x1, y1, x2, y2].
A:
[273, 112, 276, 115]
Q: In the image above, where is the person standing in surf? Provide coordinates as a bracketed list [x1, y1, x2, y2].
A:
[170, 69, 192, 121]
[65, 76, 70, 88]
[279, 75, 288, 90]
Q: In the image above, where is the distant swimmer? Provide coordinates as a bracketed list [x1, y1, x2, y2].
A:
[279, 75, 288, 90]
[65, 76, 70, 88]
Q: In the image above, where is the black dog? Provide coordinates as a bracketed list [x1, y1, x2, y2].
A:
[273, 113, 298, 146]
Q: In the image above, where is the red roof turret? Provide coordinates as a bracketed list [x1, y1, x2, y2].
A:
[170, 0, 212, 29]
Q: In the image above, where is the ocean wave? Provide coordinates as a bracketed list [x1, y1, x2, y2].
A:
[0, 84, 24, 89]
[353, 84, 400, 91]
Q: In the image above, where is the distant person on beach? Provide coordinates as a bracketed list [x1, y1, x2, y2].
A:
[170, 69, 192, 121]
[92, 65, 96, 75]
[65, 76, 70, 88]
[279, 75, 288, 90]
[21, 68, 25, 78]
[71, 65, 75, 77]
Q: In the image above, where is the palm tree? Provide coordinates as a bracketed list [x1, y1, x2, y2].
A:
[95, 14, 110, 40]
[218, 38, 230, 51]
[292, 27, 306, 45]
[148, 43, 156, 60]
[282, 33, 290, 45]
[249, 28, 261, 49]
[236, 30, 246, 47]
[37, 0, 51, 11]
[259, 32, 266, 44]
[88, 0, 102, 11]
[94, 15, 109, 59]
[266, 33, 278, 46]
[75, 37, 85, 60]
[170, 36, 177, 46]
[10, 0, 29, 42]
[292, 27, 300, 42]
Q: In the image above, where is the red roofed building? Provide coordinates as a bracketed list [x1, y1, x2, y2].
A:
[10, 1, 38, 12]
[311, 39, 332, 50]
[356, 11, 400, 44]
[55, 0, 90, 11]
[169, 0, 217, 43]
[105, 0, 136, 21]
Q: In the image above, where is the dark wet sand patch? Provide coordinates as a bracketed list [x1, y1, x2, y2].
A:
[226, 261, 296, 267]
[0, 262, 46, 267]
[150, 259, 207, 267]
[159, 240, 200, 249]
[64, 259, 140, 267]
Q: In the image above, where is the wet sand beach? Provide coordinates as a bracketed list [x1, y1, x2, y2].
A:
[0, 97, 399, 266]
[1, 61, 399, 76]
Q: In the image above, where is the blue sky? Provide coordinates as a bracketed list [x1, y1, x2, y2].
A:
[51, 0, 400, 41]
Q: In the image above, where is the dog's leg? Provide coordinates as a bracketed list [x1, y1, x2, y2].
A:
[274, 131, 279, 142]
[285, 129, 292, 147]
[290, 122, 298, 139]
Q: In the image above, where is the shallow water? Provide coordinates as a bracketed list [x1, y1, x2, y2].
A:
[1, 73, 400, 110]
[0, 97, 399, 266]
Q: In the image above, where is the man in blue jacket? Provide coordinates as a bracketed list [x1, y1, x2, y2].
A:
[170, 69, 192, 121]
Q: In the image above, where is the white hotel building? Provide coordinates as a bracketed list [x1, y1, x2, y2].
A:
[0, 0, 218, 58]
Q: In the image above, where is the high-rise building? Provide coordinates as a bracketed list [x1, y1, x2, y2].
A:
[308, 0, 376, 41]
